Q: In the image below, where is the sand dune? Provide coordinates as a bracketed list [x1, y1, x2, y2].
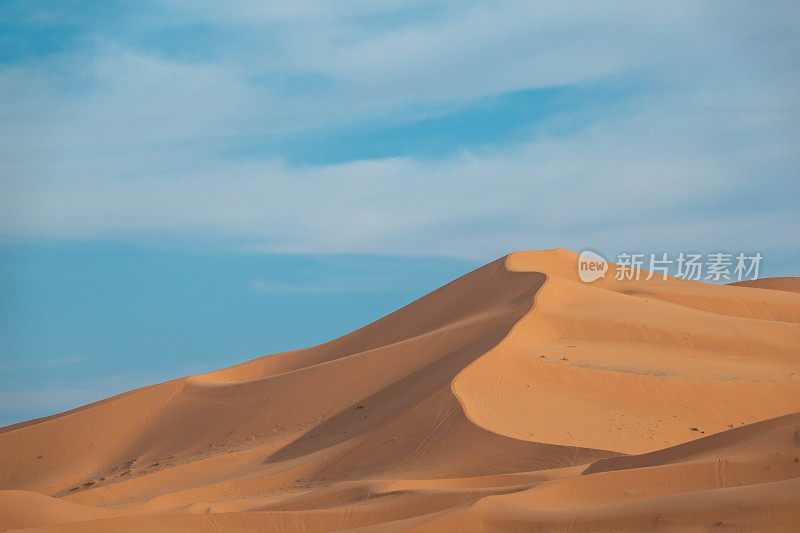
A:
[1, 249, 798, 531]
[729, 276, 800, 293]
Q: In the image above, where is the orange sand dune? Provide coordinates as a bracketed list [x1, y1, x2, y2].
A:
[730, 276, 800, 293]
[1, 249, 798, 531]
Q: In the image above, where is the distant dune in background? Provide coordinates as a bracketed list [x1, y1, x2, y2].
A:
[728, 276, 800, 293]
[1, 249, 798, 532]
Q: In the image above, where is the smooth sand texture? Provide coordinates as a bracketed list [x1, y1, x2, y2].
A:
[1, 249, 798, 531]
[729, 276, 800, 293]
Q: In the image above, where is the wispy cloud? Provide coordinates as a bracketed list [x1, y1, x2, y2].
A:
[0, 374, 149, 427]
[249, 273, 403, 294]
[31, 354, 91, 368]
[0, 1, 798, 263]
[0, 388, 102, 413]
[4, 353, 91, 371]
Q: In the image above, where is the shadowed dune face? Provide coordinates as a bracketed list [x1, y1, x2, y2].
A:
[0, 249, 798, 531]
[729, 276, 800, 293]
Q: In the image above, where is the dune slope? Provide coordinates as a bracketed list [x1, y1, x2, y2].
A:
[0, 249, 798, 531]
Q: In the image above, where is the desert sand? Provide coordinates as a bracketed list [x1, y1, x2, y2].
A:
[1, 249, 798, 532]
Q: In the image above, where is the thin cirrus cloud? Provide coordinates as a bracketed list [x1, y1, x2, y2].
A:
[0, 1, 798, 265]
[0, 374, 150, 427]
[27, 354, 91, 369]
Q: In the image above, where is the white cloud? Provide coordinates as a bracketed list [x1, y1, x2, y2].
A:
[249, 274, 397, 294]
[31, 354, 91, 368]
[0, 1, 798, 263]
[0, 374, 150, 426]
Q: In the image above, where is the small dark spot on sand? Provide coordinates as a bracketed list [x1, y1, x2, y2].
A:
[355, 405, 364, 409]
[82, 481, 94, 487]
[690, 427, 699, 432]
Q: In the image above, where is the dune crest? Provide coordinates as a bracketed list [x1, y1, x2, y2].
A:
[1, 249, 798, 531]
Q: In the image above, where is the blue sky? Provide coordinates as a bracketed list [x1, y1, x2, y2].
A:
[1, 1, 799, 425]
[0, 242, 473, 426]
